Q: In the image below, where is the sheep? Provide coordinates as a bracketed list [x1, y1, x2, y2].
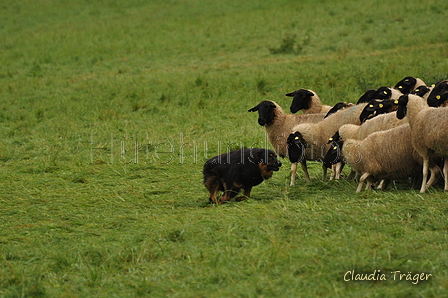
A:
[412, 85, 432, 100]
[340, 124, 428, 192]
[359, 98, 400, 123]
[321, 111, 406, 181]
[356, 86, 403, 104]
[248, 100, 326, 185]
[394, 76, 426, 94]
[286, 89, 332, 114]
[324, 102, 355, 118]
[355, 77, 425, 105]
[340, 111, 408, 141]
[427, 80, 448, 108]
[287, 102, 369, 182]
[396, 94, 448, 192]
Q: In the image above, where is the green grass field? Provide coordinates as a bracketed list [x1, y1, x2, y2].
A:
[1, 0, 448, 297]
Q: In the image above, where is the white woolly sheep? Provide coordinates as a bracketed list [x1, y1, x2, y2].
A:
[248, 100, 325, 185]
[341, 124, 438, 192]
[288, 102, 369, 182]
[356, 86, 403, 104]
[396, 94, 448, 193]
[427, 80, 448, 108]
[339, 112, 407, 141]
[286, 89, 332, 114]
[324, 102, 355, 118]
[394, 76, 426, 94]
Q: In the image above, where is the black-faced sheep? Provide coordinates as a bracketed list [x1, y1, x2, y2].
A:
[427, 80, 448, 108]
[359, 99, 400, 123]
[394, 76, 426, 94]
[396, 94, 448, 192]
[287, 102, 369, 182]
[356, 87, 402, 104]
[248, 100, 325, 185]
[286, 89, 332, 114]
[340, 124, 432, 192]
[324, 102, 355, 118]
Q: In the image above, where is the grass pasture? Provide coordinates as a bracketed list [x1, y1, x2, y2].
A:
[1, 0, 448, 297]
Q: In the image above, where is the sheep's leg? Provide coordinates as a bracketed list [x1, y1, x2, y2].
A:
[426, 165, 440, 188]
[376, 180, 385, 190]
[321, 163, 327, 181]
[301, 160, 312, 183]
[290, 162, 298, 186]
[330, 164, 336, 180]
[444, 158, 448, 192]
[335, 162, 343, 180]
[357, 172, 370, 193]
[365, 181, 373, 191]
[420, 158, 429, 193]
[377, 179, 390, 190]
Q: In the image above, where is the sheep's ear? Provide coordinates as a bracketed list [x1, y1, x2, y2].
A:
[285, 91, 295, 97]
[396, 95, 409, 119]
[248, 105, 259, 112]
[305, 90, 314, 97]
[327, 131, 340, 144]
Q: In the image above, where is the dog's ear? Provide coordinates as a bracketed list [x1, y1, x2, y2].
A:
[248, 104, 259, 112]
[248, 148, 265, 164]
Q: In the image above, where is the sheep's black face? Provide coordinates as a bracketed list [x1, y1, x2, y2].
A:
[428, 92, 448, 108]
[359, 100, 380, 123]
[356, 89, 377, 104]
[411, 85, 431, 98]
[286, 132, 306, 163]
[286, 89, 314, 113]
[248, 101, 276, 126]
[394, 76, 417, 94]
[371, 87, 393, 100]
[324, 102, 350, 118]
[359, 99, 399, 123]
[375, 99, 400, 114]
[323, 140, 344, 169]
[327, 131, 341, 144]
[427, 80, 448, 107]
[396, 95, 409, 120]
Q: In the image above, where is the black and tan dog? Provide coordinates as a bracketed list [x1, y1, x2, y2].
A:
[203, 148, 282, 204]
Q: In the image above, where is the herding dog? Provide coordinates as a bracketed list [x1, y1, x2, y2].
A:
[203, 148, 282, 204]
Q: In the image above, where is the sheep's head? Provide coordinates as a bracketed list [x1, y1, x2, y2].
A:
[356, 89, 377, 104]
[286, 132, 306, 163]
[396, 94, 409, 120]
[324, 102, 353, 118]
[286, 89, 315, 113]
[427, 80, 448, 107]
[327, 131, 341, 144]
[248, 101, 277, 126]
[394, 76, 418, 94]
[359, 98, 400, 123]
[372, 87, 394, 99]
[323, 140, 344, 169]
[411, 85, 431, 98]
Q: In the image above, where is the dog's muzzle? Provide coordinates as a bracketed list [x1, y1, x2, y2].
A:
[267, 160, 282, 171]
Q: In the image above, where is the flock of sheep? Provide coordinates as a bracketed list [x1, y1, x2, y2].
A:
[249, 77, 448, 193]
